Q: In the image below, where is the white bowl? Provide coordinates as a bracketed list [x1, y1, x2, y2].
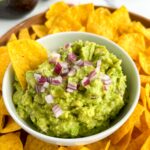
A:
[2, 32, 140, 146]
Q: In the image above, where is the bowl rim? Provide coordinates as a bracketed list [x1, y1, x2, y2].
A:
[2, 32, 140, 145]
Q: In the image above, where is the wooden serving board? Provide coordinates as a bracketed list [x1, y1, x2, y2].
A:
[0, 7, 150, 46]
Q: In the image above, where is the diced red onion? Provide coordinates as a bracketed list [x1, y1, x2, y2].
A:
[61, 68, 69, 76]
[84, 61, 93, 66]
[35, 85, 41, 93]
[40, 86, 45, 93]
[54, 62, 62, 74]
[66, 88, 74, 93]
[43, 82, 49, 88]
[51, 76, 62, 85]
[49, 57, 57, 64]
[60, 62, 68, 68]
[100, 74, 110, 81]
[34, 73, 41, 81]
[45, 94, 53, 104]
[67, 83, 77, 90]
[66, 82, 77, 93]
[68, 53, 77, 62]
[59, 62, 69, 75]
[81, 77, 90, 86]
[47, 77, 52, 83]
[49, 53, 60, 64]
[35, 85, 45, 93]
[103, 79, 112, 85]
[38, 76, 48, 84]
[96, 60, 101, 72]
[74, 59, 84, 66]
[68, 68, 76, 76]
[88, 70, 97, 81]
[52, 105, 63, 118]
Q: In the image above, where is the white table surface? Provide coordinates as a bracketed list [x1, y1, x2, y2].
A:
[0, 0, 150, 37]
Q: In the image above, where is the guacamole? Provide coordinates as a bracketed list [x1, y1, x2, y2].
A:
[13, 40, 127, 138]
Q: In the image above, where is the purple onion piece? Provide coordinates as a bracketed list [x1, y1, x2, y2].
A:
[43, 82, 49, 88]
[84, 61, 93, 66]
[54, 62, 62, 74]
[38, 76, 48, 84]
[100, 74, 110, 81]
[88, 70, 97, 81]
[49, 53, 60, 64]
[67, 83, 77, 90]
[35, 85, 41, 93]
[66, 88, 74, 93]
[96, 60, 101, 72]
[68, 68, 76, 76]
[51, 76, 63, 85]
[61, 68, 69, 76]
[52, 105, 63, 118]
[74, 59, 84, 66]
[45, 94, 53, 104]
[35, 85, 45, 93]
[103, 79, 112, 85]
[68, 53, 77, 62]
[81, 77, 90, 86]
[34, 73, 41, 81]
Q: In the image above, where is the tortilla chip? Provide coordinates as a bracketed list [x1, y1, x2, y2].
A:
[87, 7, 116, 40]
[105, 140, 111, 150]
[45, 2, 69, 29]
[67, 147, 90, 150]
[0, 114, 5, 130]
[7, 39, 48, 88]
[9, 33, 17, 42]
[138, 111, 149, 132]
[116, 127, 133, 150]
[48, 5, 83, 34]
[0, 48, 10, 90]
[67, 146, 84, 150]
[135, 61, 141, 72]
[132, 127, 142, 139]
[0, 46, 7, 54]
[79, 147, 90, 150]
[87, 139, 110, 150]
[30, 33, 37, 40]
[117, 33, 145, 60]
[141, 136, 150, 150]
[111, 6, 131, 33]
[0, 96, 9, 115]
[127, 21, 150, 41]
[66, 3, 94, 26]
[58, 147, 68, 150]
[139, 52, 150, 75]
[140, 86, 147, 108]
[46, 1, 69, 19]
[145, 83, 150, 110]
[18, 28, 31, 39]
[24, 135, 58, 150]
[0, 116, 21, 133]
[109, 104, 144, 144]
[32, 25, 48, 38]
[0, 133, 23, 150]
[140, 75, 150, 85]
[127, 129, 150, 150]
[109, 127, 133, 150]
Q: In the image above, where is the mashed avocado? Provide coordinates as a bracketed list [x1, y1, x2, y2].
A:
[13, 40, 127, 138]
